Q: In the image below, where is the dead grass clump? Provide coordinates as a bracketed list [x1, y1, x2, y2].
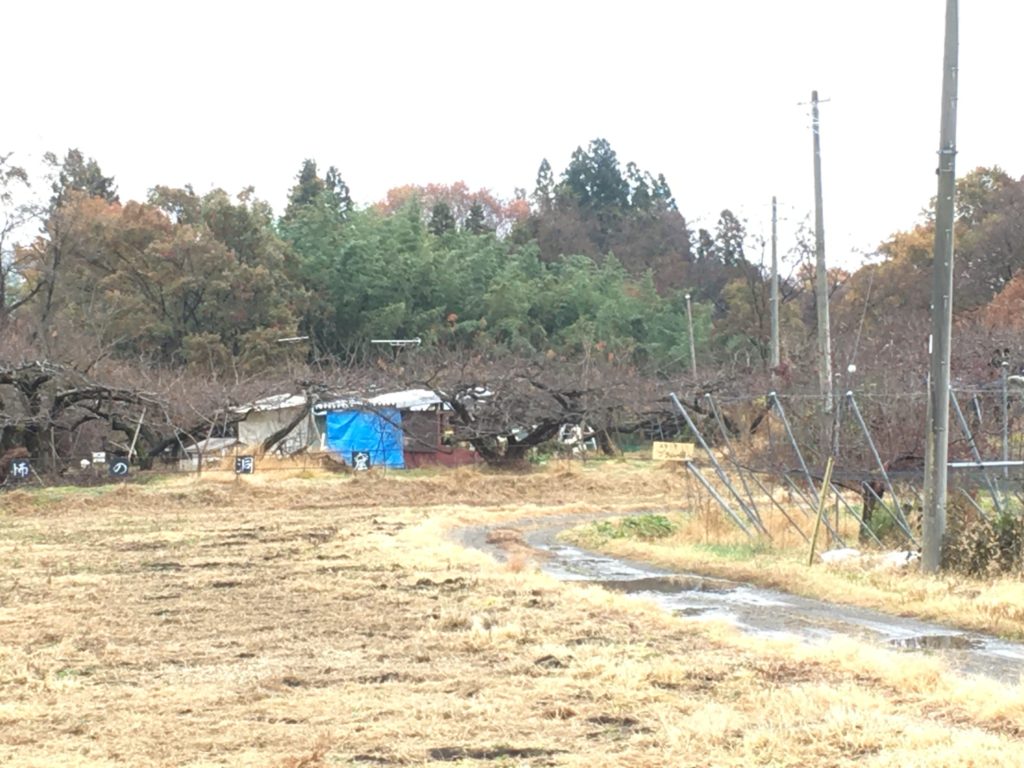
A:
[503, 551, 536, 573]
[944, 505, 1024, 576]
[0, 489, 42, 515]
[485, 527, 525, 546]
[276, 735, 331, 768]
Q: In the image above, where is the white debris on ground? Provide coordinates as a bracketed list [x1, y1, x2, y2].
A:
[819, 548, 921, 570]
[818, 548, 862, 564]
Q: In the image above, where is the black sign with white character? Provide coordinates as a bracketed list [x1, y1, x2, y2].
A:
[8, 459, 30, 482]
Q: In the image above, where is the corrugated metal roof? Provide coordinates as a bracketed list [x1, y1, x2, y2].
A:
[235, 389, 447, 417]
[369, 388, 444, 411]
[313, 388, 445, 415]
[185, 436, 241, 455]
[231, 393, 307, 414]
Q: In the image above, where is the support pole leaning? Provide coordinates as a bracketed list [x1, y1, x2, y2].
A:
[950, 388, 1003, 516]
[704, 394, 763, 519]
[670, 393, 770, 537]
[769, 392, 820, 507]
[845, 391, 904, 520]
[684, 460, 754, 539]
[705, 393, 808, 543]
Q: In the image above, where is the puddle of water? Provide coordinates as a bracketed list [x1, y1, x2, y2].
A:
[460, 518, 1024, 683]
[985, 646, 1024, 662]
[889, 635, 983, 651]
[718, 586, 792, 608]
[673, 607, 709, 617]
[595, 575, 736, 594]
[540, 544, 658, 582]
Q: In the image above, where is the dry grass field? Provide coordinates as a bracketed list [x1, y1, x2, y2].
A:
[2, 462, 1024, 767]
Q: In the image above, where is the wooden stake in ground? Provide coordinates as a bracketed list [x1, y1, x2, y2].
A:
[808, 456, 835, 565]
[127, 406, 147, 463]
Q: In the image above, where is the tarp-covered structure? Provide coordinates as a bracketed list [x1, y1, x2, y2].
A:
[324, 407, 405, 469]
[314, 388, 476, 468]
[231, 388, 476, 468]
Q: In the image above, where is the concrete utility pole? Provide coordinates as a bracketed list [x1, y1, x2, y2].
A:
[685, 293, 698, 379]
[811, 90, 834, 450]
[770, 196, 781, 370]
[921, 0, 959, 573]
[1001, 360, 1010, 479]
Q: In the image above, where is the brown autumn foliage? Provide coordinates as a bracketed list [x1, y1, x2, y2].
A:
[375, 181, 528, 234]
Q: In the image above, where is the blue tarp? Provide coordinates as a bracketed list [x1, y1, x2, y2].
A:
[325, 408, 405, 469]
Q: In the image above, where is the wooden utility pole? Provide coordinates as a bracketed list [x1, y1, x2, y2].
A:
[922, 0, 959, 573]
[811, 91, 834, 450]
[770, 196, 780, 370]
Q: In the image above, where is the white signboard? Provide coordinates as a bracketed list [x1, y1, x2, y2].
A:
[652, 441, 695, 461]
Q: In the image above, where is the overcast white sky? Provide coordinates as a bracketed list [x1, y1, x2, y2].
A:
[7, 1, 1020, 269]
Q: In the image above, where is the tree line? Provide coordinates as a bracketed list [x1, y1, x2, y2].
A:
[3, 142, 1024, 475]
[1, 141, 805, 377]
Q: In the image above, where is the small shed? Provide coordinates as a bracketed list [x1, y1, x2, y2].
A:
[313, 388, 477, 468]
[233, 393, 319, 454]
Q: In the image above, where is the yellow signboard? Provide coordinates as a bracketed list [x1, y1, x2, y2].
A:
[652, 441, 695, 461]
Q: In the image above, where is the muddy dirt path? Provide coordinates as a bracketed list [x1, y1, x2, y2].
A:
[456, 514, 1024, 684]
